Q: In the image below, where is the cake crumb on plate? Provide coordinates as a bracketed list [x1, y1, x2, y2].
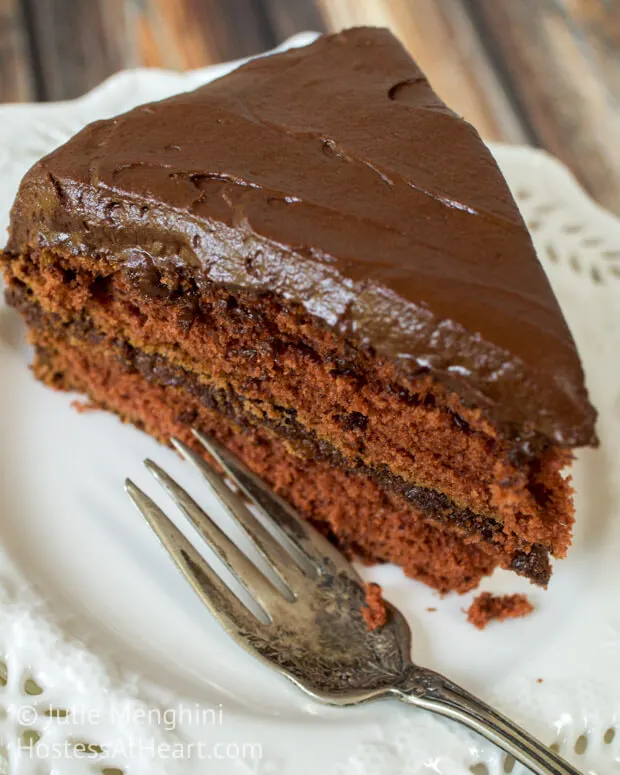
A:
[466, 592, 534, 630]
[71, 399, 101, 413]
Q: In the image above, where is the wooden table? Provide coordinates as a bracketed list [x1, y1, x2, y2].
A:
[1, 0, 619, 214]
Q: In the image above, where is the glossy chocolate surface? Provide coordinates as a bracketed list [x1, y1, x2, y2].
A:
[6, 27, 597, 446]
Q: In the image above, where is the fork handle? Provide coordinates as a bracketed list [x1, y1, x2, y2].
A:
[392, 666, 582, 775]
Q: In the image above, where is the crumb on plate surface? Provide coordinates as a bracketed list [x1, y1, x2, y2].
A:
[466, 592, 534, 630]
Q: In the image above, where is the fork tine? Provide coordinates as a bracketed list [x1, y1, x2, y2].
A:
[170, 439, 309, 592]
[125, 478, 264, 638]
[143, 461, 288, 614]
[191, 430, 362, 581]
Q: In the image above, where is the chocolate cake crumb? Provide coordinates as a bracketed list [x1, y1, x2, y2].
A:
[361, 582, 387, 631]
[71, 398, 101, 413]
[466, 592, 534, 630]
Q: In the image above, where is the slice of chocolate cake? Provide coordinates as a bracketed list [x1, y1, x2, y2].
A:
[1, 28, 597, 593]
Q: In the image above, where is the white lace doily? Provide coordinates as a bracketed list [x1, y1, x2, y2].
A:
[1, 33, 619, 775]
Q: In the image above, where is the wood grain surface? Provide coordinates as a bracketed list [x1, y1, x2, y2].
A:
[0, 0, 33, 101]
[2, 0, 619, 214]
[468, 0, 620, 215]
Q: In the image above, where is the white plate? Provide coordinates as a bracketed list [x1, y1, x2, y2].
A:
[1, 34, 620, 775]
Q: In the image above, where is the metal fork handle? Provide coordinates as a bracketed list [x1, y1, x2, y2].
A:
[392, 666, 582, 775]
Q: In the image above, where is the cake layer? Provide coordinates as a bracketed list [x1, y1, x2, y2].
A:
[4, 249, 574, 557]
[10, 280, 552, 586]
[28, 328, 551, 593]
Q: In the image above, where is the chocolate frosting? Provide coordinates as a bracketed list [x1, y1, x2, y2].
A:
[5, 27, 597, 446]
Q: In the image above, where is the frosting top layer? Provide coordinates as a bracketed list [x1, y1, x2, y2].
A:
[7, 27, 597, 446]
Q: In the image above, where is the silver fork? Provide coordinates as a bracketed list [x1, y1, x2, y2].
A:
[126, 430, 582, 775]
